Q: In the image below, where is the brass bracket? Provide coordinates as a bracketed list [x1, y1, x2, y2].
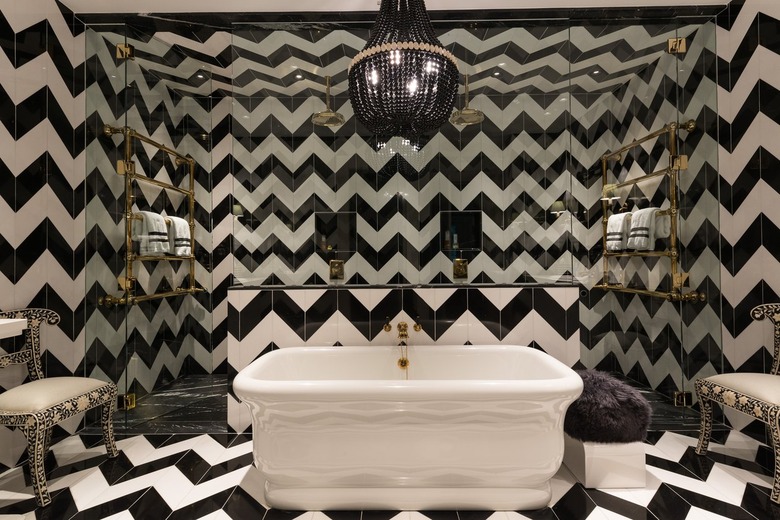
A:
[673, 391, 692, 407]
[672, 155, 688, 171]
[667, 38, 687, 54]
[118, 276, 135, 291]
[118, 393, 136, 410]
[116, 159, 136, 175]
[329, 259, 344, 280]
[116, 43, 135, 60]
[673, 272, 689, 290]
[453, 258, 468, 279]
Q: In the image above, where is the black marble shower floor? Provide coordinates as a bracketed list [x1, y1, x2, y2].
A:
[108, 374, 228, 434]
[84, 372, 721, 437]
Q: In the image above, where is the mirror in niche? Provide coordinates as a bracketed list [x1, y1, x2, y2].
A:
[225, 16, 713, 287]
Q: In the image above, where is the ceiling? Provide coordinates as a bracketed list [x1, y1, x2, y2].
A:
[63, 0, 727, 14]
[92, 17, 703, 99]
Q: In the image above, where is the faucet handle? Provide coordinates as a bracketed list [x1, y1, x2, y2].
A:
[413, 317, 422, 332]
[383, 321, 392, 332]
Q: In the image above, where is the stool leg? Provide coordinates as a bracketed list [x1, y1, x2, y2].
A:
[101, 397, 118, 458]
[770, 408, 780, 504]
[24, 422, 51, 507]
[695, 384, 713, 456]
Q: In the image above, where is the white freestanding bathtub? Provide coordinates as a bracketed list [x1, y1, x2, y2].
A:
[233, 345, 583, 510]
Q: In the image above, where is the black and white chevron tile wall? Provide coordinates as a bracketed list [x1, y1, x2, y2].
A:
[717, 0, 780, 440]
[0, 0, 87, 470]
[2, 0, 780, 474]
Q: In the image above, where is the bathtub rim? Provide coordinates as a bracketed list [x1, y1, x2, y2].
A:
[233, 344, 583, 401]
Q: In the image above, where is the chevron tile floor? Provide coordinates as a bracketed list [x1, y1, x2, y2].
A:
[0, 429, 777, 519]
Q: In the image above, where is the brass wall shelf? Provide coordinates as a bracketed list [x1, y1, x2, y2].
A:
[99, 124, 200, 308]
[598, 119, 705, 303]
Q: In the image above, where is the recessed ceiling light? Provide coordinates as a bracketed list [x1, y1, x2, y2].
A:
[493, 71, 500, 76]
[593, 70, 600, 75]
[196, 73, 204, 79]
[295, 74, 303, 79]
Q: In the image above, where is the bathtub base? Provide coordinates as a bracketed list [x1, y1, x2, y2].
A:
[265, 484, 552, 511]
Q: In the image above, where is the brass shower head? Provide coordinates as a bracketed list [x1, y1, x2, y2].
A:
[312, 75, 345, 127]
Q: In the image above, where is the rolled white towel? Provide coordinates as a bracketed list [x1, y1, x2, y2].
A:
[131, 211, 169, 255]
[606, 213, 632, 251]
[655, 212, 671, 239]
[168, 216, 192, 256]
[626, 207, 660, 250]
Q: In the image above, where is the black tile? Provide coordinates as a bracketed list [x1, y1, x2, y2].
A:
[175, 449, 213, 484]
[128, 487, 173, 518]
[222, 486, 268, 518]
[199, 452, 253, 484]
[741, 483, 780, 519]
[584, 488, 655, 520]
[114, 452, 190, 484]
[320, 510, 362, 520]
[669, 484, 756, 519]
[167, 487, 234, 520]
[362, 511, 404, 520]
[645, 454, 704, 481]
[552, 484, 597, 520]
[647, 484, 691, 520]
[70, 488, 148, 519]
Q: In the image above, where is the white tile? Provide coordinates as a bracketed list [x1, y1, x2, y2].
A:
[466, 310, 500, 345]
[67, 467, 112, 510]
[102, 512, 136, 520]
[154, 464, 198, 510]
[684, 506, 739, 519]
[650, 431, 698, 462]
[583, 508, 612, 520]
[193, 511, 233, 520]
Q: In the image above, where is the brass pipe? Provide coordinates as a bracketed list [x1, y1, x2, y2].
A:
[131, 254, 194, 262]
[612, 167, 672, 190]
[98, 287, 204, 308]
[601, 120, 695, 161]
[594, 284, 705, 302]
[129, 214, 173, 225]
[600, 119, 698, 301]
[604, 250, 673, 258]
[104, 123, 201, 308]
[129, 173, 191, 195]
[103, 124, 191, 163]
[601, 155, 610, 286]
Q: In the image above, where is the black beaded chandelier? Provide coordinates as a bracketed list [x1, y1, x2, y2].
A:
[348, 0, 459, 138]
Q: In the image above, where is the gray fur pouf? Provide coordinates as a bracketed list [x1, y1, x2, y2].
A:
[564, 370, 652, 443]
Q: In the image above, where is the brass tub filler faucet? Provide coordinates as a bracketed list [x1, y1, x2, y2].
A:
[383, 319, 422, 374]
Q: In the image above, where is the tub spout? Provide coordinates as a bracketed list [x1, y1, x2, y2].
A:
[397, 322, 409, 343]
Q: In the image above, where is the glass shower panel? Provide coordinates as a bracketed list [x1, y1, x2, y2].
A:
[676, 20, 722, 396]
[84, 24, 132, 424]
[85, 24, 215, 428]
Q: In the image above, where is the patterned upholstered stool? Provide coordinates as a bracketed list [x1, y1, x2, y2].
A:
[0, 309, 119, 506]
[695, 303, 780, 504]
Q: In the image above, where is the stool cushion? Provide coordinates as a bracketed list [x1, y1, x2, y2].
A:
[0, 377, 110, 412]
[564, 370, 652, 443]
[704, 373, 780, 404]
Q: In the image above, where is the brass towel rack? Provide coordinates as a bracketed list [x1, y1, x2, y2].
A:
[99, 124, 203, 308]
[595, 120, 705, 303]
